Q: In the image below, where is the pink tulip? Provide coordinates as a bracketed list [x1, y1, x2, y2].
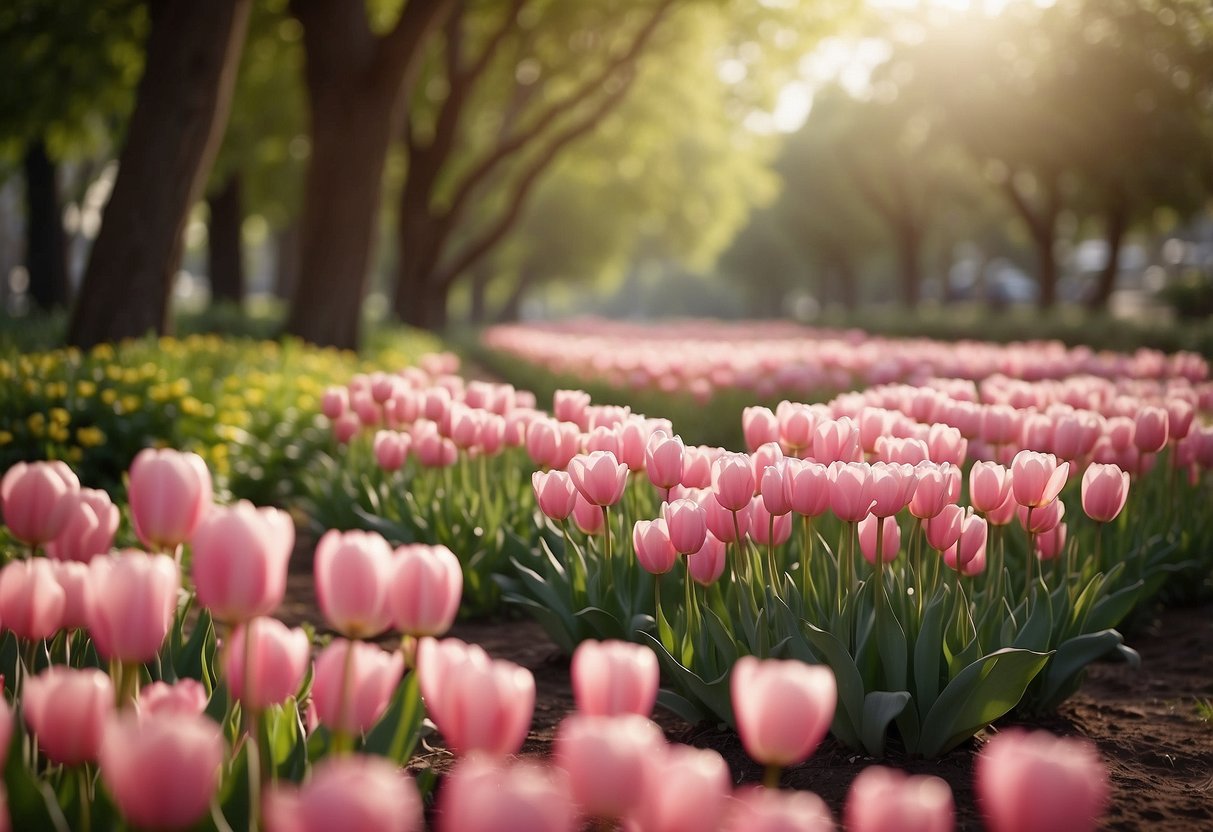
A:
[437, 755, 574, 832]
[128, 449, 212, 550]
[616, 419, 653, 471]
[312, 639, 404, 735]
[100, 710, 224, 831]
[569, 451, 629, 507]
[555, 713, 665, 821]
[572, 493, 605, 535]
[264, 754, 423, 832]
[46, 487, 118, 562]
[414, 425, 458, 468]
[699, 487, 749, 542]
[554, 389, 591, 429]
[730, 656, 836, 767]
[571, 639, 659, 717]
[332, 412, 361, 444]
[663, 498, 708, 556]
[645, 432, 686, 491]
[926, 423, 967, 466]
[1133, 405, 1169, 453]
[828, 462, 876, 522]
[1010, 451, 1069, 508]
[868, 462, 917, 517]
[1166, 399, 1195, 442]
[418, 637, 534, 757]
[813, 417, 862, 464]
[321, 386, 348, 419]
[1017, 498, 1065, 534]
[224, 617, 310, 711]
[314, 529, 394, 638]
[373, 431, 411, 472]
[389, 544, 462, 637]
[629, 744, 731, 832]
[777, 402, 817, 453]
[584, 425, 622, 459]
[0, 558, 65, 640]
[845, 766, 954, 832]
[722, 787, 835, 832]
[985, 488, 1019, 526]
[1081, 463, 1130, 523]
[680, 445, 714, 489]
[982, 404, 1023, 446]
[449, 404, 485, 450]
[1035, 522, 1067, 561]
[533, 470, 578, 521]
[138, 679, 208, 716]
[50, 560, 90, 630]
[743, 406, 780, 453]
[783, 459, 830, 517]
[0, 460, 79, 545]
[23, 667, 113, 765]
[924, 504, 964, 552]
[943, 511, 988, 574]
[526, 418, 580, 470]
[712, 453, 756, 512]
[908, 464, 953, 519]
[859, 514, 901, 565]
[688, 533, 728, 585]
[859, 408, 892, 454]
[969, 461, 1012, 514]
[191, 501, 294, 623]
[760, 461, 793, 516]
[976, 729, 1108, 832]
[633, 519, 677, 575]
[749, 497, 792, 546]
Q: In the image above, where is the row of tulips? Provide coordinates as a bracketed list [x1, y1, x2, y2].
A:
[482, 319, 1209, 403]
[0, 452, 1112, 830]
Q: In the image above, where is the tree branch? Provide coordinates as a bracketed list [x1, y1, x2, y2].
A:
[438, 0, 676, 231]
[433, 67, 638, 291]
[375, 0, 456, 88]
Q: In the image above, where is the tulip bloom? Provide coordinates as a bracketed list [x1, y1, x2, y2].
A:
[1133, 405, 1169, 454]
[783, 459, 830, 517]
[743, 406, 780, 453]
[924, 504, 964, 552]
[571, 640, 659, 718]
[437, 755, 574, 832]
[663, 498, 708, 556]
[828, 462, 876, 523]
[944, 511, 989, 575]
[1081, 463, 1130, 523]
[224, 617, 311, 711]
[533, 470, 578, 521]
[813, 416, 862, 464]
[646, 432, 686, 491]
[712, 453, 756, 512]
[969, 461, 1012, 515]
[24, 667, 113, 766]
[845, 766, 954, 832]
[555, 714, 665, 821]
[868, 462, 918, 517]
[418, 638, 534, 757]
[127, 448, 212, 550]
[46, 487, 118, 563]
[859, 514, 901, 565]
[1010, 451, 1069, 508]
[312, 639, 403, 735]
[759, 462, 793, 517]
[51, 560, 90, 630]
[680, 445, 714, 489]
[1017, 498, 1065, 534]
[568, 451, 629, 507]
[314, 529, 394, 638]
[373, 431, 411, 472]
[687, 533, 727, 586]
[139, 679, 208, 716]
[389, 544, 462, 637]
[0, 460, 79, 546]
[749, 497, 792, 547]
[976, 729, 1109, 832]
[191, 501, 294, 623]
[0, 558, 65, 641]
[633, 519, 677, 575]
[264, 753, 423, 832]
[629, 744, 731, 832]
[100, 710, 225, 831]
[572, 494, 605, 536]
[908, 463, 954, 520]
[722, 787, 835, 832]
[730, 656, 836, 768]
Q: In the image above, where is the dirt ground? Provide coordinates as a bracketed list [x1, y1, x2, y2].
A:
[279, 567, 1213, 830]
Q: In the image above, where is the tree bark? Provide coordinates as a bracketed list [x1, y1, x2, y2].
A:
[493, 267, 535, 323]
[23, 139, 70, 311]
[207, 172, 245, 305]
[284, 0, 452, 350]
[67, 0, 251, 348]
[273, 220, 301, 301]
[1000, 172, 1060, 311]
[1088, 199, 1128, 311]
[468, 263, 491, 325]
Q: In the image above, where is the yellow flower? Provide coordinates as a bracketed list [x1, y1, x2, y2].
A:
[50, 407, 71, 426]
[0, 431, 12, 445]
[101, 388, 118, 406]
[66, 447, 83, 463]
[27, 413, 45, 437]
[120, 394, 141, 412]
[91, 343, 115, 361]
[76, 426, 105, 448]
[76, 380, 97, 398]
[48, 424, 70, 443]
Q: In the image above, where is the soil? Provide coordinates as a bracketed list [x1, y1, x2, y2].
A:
[279, 563, 1213, 830]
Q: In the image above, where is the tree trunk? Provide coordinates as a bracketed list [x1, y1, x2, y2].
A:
[67, 0, 251, 348]
[284, 0, 452, 350]
[493, 268, 535, 323]
[23, 138, 69, 311]
[207, 172, 245, 305]
[468, 263, 491, 325]
[273, 220, 301, 301]
[895, 221, 922, 309]
[1088, 200, 1127, 311]
[393, 178, 446, 327]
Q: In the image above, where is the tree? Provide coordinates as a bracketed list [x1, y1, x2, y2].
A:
[66, 0, 251, 347]
[281, 0, 452, 349]
[0, 0, 145, 312]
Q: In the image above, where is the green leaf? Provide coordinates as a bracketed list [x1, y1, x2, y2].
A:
[656, 688, 708, 724]
[364, 671, 425, 764]
[5, 726, 69, 832]
[575, 606, 628, 642]
[801, 622, 866, 750]
[501, 594, 577, 655]
[638, 632, 733, 726]
[1011, 586, 1053, 652]
[860, 690, 911, 758]
[1085, 580, 1144, 632]
[918, 648, 1051, 757]
[913, 586, 949, 712]
[876, 606, 908, 692]
[1031, 629, 1124, 713]
[218, 736, 252, 832]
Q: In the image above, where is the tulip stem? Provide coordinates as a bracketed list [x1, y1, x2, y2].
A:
[763, 764, 782, 789]
[875, 518, 886, 638]
[246, 709, 262, 832]
[800, 516, 814, 609]
[1025, 507, 1036, 601]
[332, 639, 357, 755]
[683, 561, 698, 641]
[76, 766, 92, 832]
